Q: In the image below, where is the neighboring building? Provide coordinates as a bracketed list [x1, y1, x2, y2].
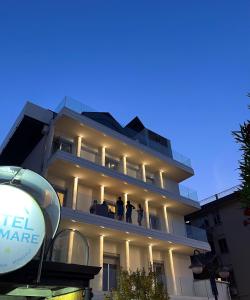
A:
[186, 187, 250, 300]
[0, 97, 228, 300]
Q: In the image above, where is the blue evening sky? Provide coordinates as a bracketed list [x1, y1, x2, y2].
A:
[0, 1, 249, 200]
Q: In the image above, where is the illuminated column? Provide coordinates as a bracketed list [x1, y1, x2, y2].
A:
[125, 240, 130, 271]
[168, 249, 177, 295]
[163, 204, 170, 233]
[148, 244, 153, 269]
[123, 193, 128, 218]
[96, 235, 104, 291]
[122, 155, 127, 175]
[67, 230, 75, 263]
[141, 164, 146, 182]
[144, 200, 150, 228]
[72, 177, 78, 210]
[159, 171, 164, 189]
[76, 136, 82, 157]
[101, 146, 106, 166]
[99, 185, 105, 203]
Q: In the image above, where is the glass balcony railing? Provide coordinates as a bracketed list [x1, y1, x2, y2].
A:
[186, 224, 208, 242]
[55, 97, 193, 169]
[179, 185, 198, 201]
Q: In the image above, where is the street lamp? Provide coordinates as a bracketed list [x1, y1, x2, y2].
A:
[189, 249, 230, 300]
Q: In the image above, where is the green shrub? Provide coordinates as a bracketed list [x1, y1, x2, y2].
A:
[113, 267, 169, 300]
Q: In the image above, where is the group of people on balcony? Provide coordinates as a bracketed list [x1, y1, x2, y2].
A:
[89, 196, 144, 226]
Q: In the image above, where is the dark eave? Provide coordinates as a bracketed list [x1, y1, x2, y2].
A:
[0, 260, 101, 293]
[0, 115, 46, 166]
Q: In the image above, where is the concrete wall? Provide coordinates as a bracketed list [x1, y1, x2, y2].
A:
[168, 211, 186, 236]
[22, 135, 47, 173]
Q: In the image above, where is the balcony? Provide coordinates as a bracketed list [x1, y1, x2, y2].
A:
[55, 96, 193, 169]
[51, 137, 198, 204]
[60, 207, 211, 252]
[185, 224, 208, 243]
[174, 277, 230, 300]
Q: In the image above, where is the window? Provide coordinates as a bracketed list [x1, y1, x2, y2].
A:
[146, 171, 155, 185]
[218, 238, 229, 254]
[153, 262, 167, 287]
[103, 255, 119, 291]
[127, 161, 140, 179]
[80, 143, 98, 163]
[204, 219, 210, 227]
[150, 214, 161, 230]
[54, 187, 67, 207]
[213, 211, 222, 225]
[105, 156, 120, 171]
[52, 137, 73, 154]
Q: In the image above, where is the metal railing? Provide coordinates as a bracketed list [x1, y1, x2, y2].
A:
[176, 277, 230, 299]
[186, 224, 208, 242]
[179, 185, 198, 201]
[200, 185, 240, 206]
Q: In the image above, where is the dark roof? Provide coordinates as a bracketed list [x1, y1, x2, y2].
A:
[186, 191, 240, 219]
[125, 116, 145, 132]
[82, 112, 124, 134]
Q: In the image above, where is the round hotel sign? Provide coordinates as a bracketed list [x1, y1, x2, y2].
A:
[0, 184, 45, 274]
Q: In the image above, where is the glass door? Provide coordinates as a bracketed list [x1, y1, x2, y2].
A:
[153, 261, 167, 287]
[103, 255, 119, 291]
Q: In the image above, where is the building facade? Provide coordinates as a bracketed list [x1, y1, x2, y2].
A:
[0, 98, 217, 300]
[186, 188, 250, 300]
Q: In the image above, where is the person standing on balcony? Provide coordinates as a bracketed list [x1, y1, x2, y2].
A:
[137, 204, 144, 226]
[116, 196, 124, 220]
[126, 200, 135, 223]
[89, 199, 98, 214]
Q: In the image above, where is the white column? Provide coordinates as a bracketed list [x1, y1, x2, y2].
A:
[76, 136, 82, 157]
[99, 185, 105, 203]
[123, 193, 128, 217]
[163, 204, 170, 233]
[96, 235, 104, 291]
[122, 155, 127, 175]
[148, 244, 153, 269]
[144, 200, 150, 228]
[168, 249, 177, 295]
[72, 177, 78, 210]
[159, 171, 164, 189]
[141, 164, 146, 182]
[101, 146, 106, 166]
[67, 230, 75, 263]
[125, 240, 130, 271]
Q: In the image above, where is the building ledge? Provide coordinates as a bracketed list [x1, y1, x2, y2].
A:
[61, 207, 211, 252]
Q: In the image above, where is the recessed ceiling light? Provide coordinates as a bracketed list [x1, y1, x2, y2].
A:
[72, 219, 76, 223]
[100, 226, 105, 229]
[144, 189, 148, 192]
[148, 236, 152, 239]
[162, 196, 166, 199]
[124, 181, 128, 185]
[103, 134, 107, 137]
[76, 164, 80, 168]
[168, 241, 173, 244]
[126, 231, 129, 234]
[101, 174, 107, 177]
[80, 123, 84, 127]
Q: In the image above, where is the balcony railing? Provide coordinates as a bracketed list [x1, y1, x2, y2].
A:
[179, 185, 198, 201]
[55, 97, 193, 168]
[186, 224, 208, 242]
[175, 277, 230, 299]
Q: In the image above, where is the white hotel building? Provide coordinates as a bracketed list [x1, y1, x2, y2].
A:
[0, 98, 218, 300]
